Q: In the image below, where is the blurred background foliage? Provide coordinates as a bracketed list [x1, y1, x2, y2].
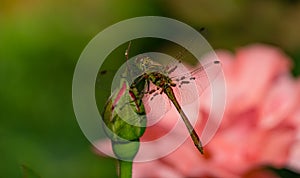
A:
[1, 0, 300, 177]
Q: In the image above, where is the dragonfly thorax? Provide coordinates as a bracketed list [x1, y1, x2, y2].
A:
[147, 72, 176, 89]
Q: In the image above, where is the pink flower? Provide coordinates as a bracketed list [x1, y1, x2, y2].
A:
[133, 44, 300, 178]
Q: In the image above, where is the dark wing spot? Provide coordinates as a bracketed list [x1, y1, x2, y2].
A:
[180, 81, 190, 85]
[167, 65, 178, 74]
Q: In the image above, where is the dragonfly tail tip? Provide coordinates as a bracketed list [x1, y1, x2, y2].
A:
[196, 144, 204, 154]
[199, 147, 204, 154]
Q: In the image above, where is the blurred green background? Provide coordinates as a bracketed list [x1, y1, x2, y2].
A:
[1, 0, 300, 177]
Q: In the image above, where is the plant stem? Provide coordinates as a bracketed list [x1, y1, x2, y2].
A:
[118, 160, 133, 178]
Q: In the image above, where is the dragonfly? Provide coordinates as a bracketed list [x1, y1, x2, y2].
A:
[99, 42, 221, 154]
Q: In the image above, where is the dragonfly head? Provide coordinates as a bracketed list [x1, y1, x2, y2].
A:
[135, 56, 153, 71]
[135, 56, 164, 72]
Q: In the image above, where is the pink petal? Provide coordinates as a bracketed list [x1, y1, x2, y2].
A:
[259, 75, 299, 129]
[133, 161, 183, 178]
[228, 44, 291, 114]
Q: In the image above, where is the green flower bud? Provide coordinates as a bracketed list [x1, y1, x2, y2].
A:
[102, 81, 147, 160]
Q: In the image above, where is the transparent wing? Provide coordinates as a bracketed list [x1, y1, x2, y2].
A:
[142, 82, 172, 126]
[144, 60, 221, 112]
[172, 61, 221, 96]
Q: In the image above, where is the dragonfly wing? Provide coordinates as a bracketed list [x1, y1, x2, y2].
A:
[142, 82, 172, 126]
[172, 78, 200, 106]
[169, 60, 221, 106]
[192, 61, 221, 94]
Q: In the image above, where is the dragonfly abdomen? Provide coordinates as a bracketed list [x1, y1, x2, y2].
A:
[146, 71, 204, 154]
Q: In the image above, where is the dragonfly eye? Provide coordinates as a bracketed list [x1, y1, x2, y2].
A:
[136, 57, 154, 71]
[144, 57, 154, 66]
